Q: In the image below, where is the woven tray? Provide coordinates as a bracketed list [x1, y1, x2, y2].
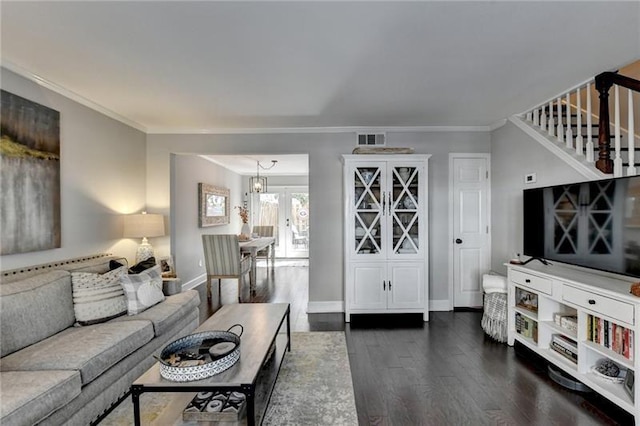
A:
[158, 324, 243, 382]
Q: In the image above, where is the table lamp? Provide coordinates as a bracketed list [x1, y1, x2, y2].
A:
[123, 212, 165, 263]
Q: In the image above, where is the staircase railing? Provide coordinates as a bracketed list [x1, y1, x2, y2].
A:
[523, 71, 639, 177]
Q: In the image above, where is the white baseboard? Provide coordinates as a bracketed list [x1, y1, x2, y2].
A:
[429, 299, 451, 311]
[307, 301, 345, 314]
[307, 300, 451, 313]
[182, 274, 206, 291]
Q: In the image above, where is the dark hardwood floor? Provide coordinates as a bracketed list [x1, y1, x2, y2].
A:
[192, 261, 633, 425]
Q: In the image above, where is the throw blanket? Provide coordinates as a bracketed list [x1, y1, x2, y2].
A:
[481, 292, 507, 343]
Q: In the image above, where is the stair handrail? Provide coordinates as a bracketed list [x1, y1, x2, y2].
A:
[594, 71, 640, 174]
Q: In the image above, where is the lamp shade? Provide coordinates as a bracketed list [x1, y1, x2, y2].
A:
[123, 213, 165, 238]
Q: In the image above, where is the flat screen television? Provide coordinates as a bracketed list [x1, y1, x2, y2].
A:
[523, 175, 640, 278]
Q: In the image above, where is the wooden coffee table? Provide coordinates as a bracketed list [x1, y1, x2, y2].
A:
[131, 303, 291, 425]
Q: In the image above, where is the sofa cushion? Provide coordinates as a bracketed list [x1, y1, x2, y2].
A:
[0, 370, 81, 426]
[71, 265, 128, 325]
[0, 270, 75, 357]
[0, 320, 154, 385]
[112, 290, 200, 336]
[120, 265, 165, 315]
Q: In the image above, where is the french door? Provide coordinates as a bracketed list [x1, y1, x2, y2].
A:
[254, 186, 309, 258]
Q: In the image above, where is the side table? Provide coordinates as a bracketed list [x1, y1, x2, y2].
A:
[162, 277, 181, 296]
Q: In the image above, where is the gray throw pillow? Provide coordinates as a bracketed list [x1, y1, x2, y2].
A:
[120, 265, 165, 315]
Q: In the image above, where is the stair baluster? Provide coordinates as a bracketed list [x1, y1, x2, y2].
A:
[565, 92, 573, 149]
[548, 101, 555, 137]
[585, 82, 595, 163]
[540, 105, 547, 131]
[556, 97, 564, 144]
[533, 107, 539, 126]
[613, 85, 623, 177]
[575, 87, 584, 156]
[628, 89, 636, 176]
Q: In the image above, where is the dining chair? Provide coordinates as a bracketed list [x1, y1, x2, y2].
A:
[252, 225, 274, 267]
[201, 234, 251, 302]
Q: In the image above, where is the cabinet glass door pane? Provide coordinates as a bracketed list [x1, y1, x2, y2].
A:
[354, 167, 382, 255]
[391, 166, 419, 254]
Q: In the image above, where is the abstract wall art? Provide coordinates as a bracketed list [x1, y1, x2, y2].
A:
[1, 90, 61, 254]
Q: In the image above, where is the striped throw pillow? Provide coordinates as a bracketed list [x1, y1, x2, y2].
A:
[120, 265, 165, 315]
[71, 266, 128, 325]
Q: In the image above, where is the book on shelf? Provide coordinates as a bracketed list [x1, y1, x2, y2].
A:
[586, 314, 634, 361]
[553, 313, 577, 333]
[550, 341, 578, 364]
[552, 334, 577, 352]
[515, 312, 538, 343]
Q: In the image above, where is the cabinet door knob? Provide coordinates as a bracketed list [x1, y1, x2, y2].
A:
[588, 299, 596, 305]
[525, 279, 531, 283]
[455, 238, 463, 244]
[383, 281, 386, 290]
[389, 281, 392, 290]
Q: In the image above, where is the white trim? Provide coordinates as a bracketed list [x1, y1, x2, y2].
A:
[2, 62, 497, 136]
[509, 115, 605, 180]
[3, 61, 147, 133]
[429, 299, 451, 312]
[181, 273, 206, 291]
[146, 125, 493, 135]
[448, 153, 492, 310]
[488, 119, 508, 131]
[306, 301, 344, 314]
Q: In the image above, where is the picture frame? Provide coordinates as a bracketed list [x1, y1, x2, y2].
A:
[198, 183, 230, 227]
[158, 255, 176, 278]
[624, 369, 635, 401]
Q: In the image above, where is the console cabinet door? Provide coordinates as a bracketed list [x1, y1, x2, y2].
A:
[387, 263, 424, 309]
[350, 264, 387, 310]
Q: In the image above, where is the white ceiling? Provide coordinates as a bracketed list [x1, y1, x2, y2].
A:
[1, 1, 639, 132]
[202, 154, 308, 176]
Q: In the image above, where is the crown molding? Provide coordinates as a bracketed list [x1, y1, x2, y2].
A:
[146, 124, 493, 135]
[2, 61, 148, 133]
[2, 62, 500, 136]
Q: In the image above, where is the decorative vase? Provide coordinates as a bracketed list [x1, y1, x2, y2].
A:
[240, 223, 251, 237]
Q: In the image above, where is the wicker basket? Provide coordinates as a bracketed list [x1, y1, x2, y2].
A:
[159, 324, 243, 382]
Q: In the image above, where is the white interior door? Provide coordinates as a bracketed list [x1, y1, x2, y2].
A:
[450, 155, 491, 308]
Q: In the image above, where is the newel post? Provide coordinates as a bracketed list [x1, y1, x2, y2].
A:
[595, 72, 614, 174]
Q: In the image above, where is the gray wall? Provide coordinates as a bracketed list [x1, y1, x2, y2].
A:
[0, 69, 147, 270]
[147, 130, 490, 306]
[490, 120, 586, 275]
[171, 154, 244, 286]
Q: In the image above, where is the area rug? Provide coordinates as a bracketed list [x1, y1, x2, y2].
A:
[101, 331, 357, 425]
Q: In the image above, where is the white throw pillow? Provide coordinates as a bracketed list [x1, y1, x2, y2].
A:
[71, 266, 128, 325]
[120, 265, 165, 315]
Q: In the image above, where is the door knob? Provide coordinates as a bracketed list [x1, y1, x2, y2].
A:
[455, 238, 463, 244]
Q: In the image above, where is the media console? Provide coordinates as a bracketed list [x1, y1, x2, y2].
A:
[506, 262, 640, 422]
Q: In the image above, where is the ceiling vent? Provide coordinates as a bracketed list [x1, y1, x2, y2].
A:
[357, 133, 386, 146]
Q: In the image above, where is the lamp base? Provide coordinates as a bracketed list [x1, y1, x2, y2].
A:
[135, 238, 155, 264]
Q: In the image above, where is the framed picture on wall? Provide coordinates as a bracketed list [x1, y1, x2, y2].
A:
[198, 183, 230, 227]
[158, 255, 176, 278]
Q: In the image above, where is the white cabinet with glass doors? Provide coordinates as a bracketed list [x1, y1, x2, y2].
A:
[342, 154, 430, 321]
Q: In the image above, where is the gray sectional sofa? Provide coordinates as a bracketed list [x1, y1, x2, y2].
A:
[0, 256, 200, 426]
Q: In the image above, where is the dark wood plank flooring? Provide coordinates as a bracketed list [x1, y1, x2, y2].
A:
[192, 261, 633, 425]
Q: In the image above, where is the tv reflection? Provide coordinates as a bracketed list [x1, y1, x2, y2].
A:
[540, 177, 640, 276]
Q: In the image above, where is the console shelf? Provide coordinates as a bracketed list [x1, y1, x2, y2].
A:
[507, 263, 639, 421]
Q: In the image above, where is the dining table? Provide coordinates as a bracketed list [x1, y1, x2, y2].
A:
[239, 236, 276, 288]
